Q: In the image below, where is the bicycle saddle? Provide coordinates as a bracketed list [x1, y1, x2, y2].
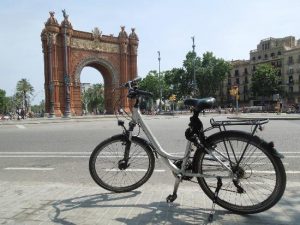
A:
[184, 97, 216, 111]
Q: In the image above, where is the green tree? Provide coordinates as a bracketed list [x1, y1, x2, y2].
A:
[197, 52, 231, 97]
[16, 78, 34, 112]
[181, 51, 231, 98]
[164, 68, 189, 99]
[82, 84, 104, 113]
[183, 51, 202, 96]
[139, 70, 167, 100]
[31, 100, 45, 115]
[251, 64, 282, 99]
[0, 89, 8, 114]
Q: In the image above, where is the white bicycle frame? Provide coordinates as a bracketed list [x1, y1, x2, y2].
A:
[131, 106, 233, 179]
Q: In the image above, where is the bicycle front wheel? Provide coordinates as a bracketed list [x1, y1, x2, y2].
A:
[89, 134, 155, 192]
[194, 130, 286, 214]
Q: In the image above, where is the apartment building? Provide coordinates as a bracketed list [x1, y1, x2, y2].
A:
[224, 36, 300, 106]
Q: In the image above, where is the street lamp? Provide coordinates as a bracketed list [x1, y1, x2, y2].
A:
[158, 51, 162, 112]
[191, 36, 196, 97]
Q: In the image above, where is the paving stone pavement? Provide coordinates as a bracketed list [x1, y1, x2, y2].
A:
[0, 181, 299, 225]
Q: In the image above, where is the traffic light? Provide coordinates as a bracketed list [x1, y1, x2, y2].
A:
[169, 94, 176, 101]
[229, 86, 239, 96]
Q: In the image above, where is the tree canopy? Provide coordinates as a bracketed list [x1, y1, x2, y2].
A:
[139, 51, 231, 101]
[251, 63, 282, 98]
[16, 78, 34, 111]
[82, 83, 104, 113]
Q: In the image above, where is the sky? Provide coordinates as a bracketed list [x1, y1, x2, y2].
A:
[1, 0, 300, 104]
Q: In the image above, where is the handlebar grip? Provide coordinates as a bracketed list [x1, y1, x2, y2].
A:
[135, 89, 153, 97]
[123, 77, 142, 88]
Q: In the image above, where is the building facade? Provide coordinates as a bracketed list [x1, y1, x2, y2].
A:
[224, 36, 300, 107]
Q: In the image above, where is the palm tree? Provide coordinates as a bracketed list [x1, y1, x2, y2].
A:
[16, 78, 34, 112]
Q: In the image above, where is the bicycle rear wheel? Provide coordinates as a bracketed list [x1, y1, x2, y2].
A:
[89, 134, 155, 192]
[193, 130, 286, 214]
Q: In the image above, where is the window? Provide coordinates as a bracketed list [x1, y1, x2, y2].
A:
[277, 61, 282, 67]
[244, 68, 248, 74]
[278, 51, 281, 55]
[289, 86, 293, 92]
[288, 56, 294, 65]
[236, 78, 240, 84]
[252, 56, 256, 61]
[235, 70, 239, 76]
[289, 75, 293, 84]
[258, 55, 261, 60]
[271, 52, 275, 57]
[265, 54, 268, 59]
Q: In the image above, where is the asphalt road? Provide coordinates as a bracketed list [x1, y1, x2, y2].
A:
[0, 115, 299, 187]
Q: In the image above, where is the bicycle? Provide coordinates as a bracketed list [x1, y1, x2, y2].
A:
[89, 78, 286, 221]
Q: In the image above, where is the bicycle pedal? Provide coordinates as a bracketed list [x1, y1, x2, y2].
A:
[166, 194, 177, 203]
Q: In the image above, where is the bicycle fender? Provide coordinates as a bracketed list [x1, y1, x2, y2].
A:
[250, 134, 285, 159]
[263, 140, 285, 159]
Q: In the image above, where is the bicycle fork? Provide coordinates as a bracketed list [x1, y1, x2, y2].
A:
[118, 120, 136, 170]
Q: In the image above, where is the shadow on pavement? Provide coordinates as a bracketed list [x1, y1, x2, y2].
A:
[49, 191, 231, 225]
[49, 185, 300, 225]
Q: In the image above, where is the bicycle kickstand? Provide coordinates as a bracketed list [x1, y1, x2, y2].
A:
[208, 176, 222, 222]
[166, 174, 182, 203]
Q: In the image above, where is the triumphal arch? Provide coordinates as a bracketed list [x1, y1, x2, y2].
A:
[41, 10, 138, 117]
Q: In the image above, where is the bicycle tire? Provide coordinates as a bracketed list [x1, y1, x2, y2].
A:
[193, 130, 286, 214]
[89, 134, 155, 192]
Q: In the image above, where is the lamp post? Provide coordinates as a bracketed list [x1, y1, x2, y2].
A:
[158, 51, 162, 112]
[191, 36, 196, 97]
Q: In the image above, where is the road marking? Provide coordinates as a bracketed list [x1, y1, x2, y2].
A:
[15, 125, 26, 129]
[1, 151, 300, 155]
[4, 167, 54, 171]
[0, 151, 300, 155]
[247, 170, 300, 174]
[104, 169, 165, 172]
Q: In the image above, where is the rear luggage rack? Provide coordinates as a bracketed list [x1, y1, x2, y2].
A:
[209, 118, 269, 135]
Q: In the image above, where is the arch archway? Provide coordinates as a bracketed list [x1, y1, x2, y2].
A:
[80, 67, 104, 115]
[41, 11, 139, 117]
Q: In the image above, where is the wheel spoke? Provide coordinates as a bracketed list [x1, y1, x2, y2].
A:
[90, 137, 154, 192]
[196, 131, 285, 213]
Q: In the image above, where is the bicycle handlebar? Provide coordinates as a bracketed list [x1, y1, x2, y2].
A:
[121, 77, 154, 99]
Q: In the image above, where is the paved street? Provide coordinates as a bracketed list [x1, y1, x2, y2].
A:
[0, 114, 300, 224]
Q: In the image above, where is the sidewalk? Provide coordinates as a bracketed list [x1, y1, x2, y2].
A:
[0, 180, 299, 225]
[227, 112, 300, 120]
[1, 112, 300, 126]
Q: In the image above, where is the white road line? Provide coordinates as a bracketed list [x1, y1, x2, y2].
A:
[1, 155, 300, 159]
[0, 155, 90, 158]
[0, 152, 91, 155]
[104, 169, 165, 172]
[15, 125, 26, 129]
[247, 170, 300, 174]
[0, 151, 300, 154]
[4, 167, 54, 171]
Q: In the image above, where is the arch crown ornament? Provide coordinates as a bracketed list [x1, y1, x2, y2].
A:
[41, 10, 139, 116]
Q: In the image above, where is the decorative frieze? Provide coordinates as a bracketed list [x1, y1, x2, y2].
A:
[71, 38, 119, 53]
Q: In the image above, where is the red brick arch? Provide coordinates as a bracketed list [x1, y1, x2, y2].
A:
[41, 11, 138, 117]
